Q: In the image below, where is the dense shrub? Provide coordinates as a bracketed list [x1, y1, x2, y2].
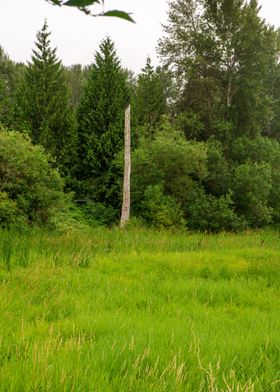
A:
[204, 140, 230, 196]
[185, 188, 244, 232]
[141, 184, 185, 229]
[131, 120, 243, 231]
[131, 119, 208, 215]
[79, 201, 118, 226]
[0, 128, 67, 227]
[0, 191, 23, 226]
[231, 162, 273, 227]
[230, 136, 280, 164]
[269, 170, 280, 223]
[130, 121, 209, 228]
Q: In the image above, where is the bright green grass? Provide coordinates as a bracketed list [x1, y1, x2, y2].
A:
[0, 228, 280, 391]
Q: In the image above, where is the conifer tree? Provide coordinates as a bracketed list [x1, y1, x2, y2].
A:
[135, 57, 166, 130]
[0, 47, 23, 128]
[77, 37, 129, 207]
[64, 64, 88, 110]
[15, 21, 76, 176]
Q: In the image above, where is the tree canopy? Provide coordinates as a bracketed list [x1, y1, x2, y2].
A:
[77, 37, 129, 211]
[14, 21, 77, 176]
[2, 0, 280, 231]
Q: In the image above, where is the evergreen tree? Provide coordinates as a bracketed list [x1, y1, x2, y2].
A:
[77, 37, 129, 209]
[0, 47, 24, 128]
[14, 21, 76, 176]
[135, 57, 166, 130]
[64, 64, 89, 111]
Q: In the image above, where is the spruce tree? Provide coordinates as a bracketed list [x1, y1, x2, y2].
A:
[77, 37, 129, 208]
[15, 21, 76, 176]
[135, 57, 166, 130]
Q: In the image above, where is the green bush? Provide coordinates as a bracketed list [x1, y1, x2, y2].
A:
[0, 192, 24, 227]
[204, 140, 230, 196]
[269, 171, 280, 223]
[231, 162, 273, 227]
[0, 128, 67, 227]
[131, 119, 208, 213]
[227, 136, 280, 226]
[79, 201, 118, 226]
[185, 188, 243, 232]
[141, 184, 186, 229]
[131, 120, 244, 231]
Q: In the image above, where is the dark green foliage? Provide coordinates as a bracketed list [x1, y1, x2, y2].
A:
[131, 119, 208, 202]
[2, 0, 280, 232]
[174, 111, 205, 141]
[0, 128, 67, 227]
[131, 119, 209, 228]
[135, 58, 166, 131]
[269, 171, 280, 223]
[230, 136, 280, 164]
[231, 1, 278, 137]
[204, 140, 230, 196]
[267, 64, 280, 141]
[64, 64, 89, 110]
[228, 136, 280, 226]
[141, 184, 185, 229]
[158, 0, 280, 141]
[186, 191, 244, 232]
[131, 118, 280, 231]
[77, 37, 129, 209]
[0, 47, 24, 128]
[123, 69, 140, 147]
[147, 0, 280, 231]
[79, 201, 119, 226]
[0, 47, 14, 126]
[0, 192, 20, 227]
[14, 21, 77, 177]
[232, 162, 273, 227]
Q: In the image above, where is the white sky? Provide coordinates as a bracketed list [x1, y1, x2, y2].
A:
[0, 0, 279, 74]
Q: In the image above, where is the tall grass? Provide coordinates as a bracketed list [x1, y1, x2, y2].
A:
[0, 228, 279, 391]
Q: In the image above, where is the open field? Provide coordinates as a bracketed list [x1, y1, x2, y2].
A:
[0, 228, 280, 391]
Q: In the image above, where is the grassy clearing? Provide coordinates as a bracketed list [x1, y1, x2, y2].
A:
[0, 228, 280, 391]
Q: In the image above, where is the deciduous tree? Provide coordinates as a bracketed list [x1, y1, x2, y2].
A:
[158, 0, 280, 140]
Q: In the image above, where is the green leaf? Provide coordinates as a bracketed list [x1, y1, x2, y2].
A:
[50, 0, 62, 5]
[103, 10, 135, 23]
[64, 0, 99, 7]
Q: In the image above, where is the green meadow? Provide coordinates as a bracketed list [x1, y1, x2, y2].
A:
[0, 228, 280, 391]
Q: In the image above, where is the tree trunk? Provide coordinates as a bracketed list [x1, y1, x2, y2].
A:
[120, 105, 131, 228]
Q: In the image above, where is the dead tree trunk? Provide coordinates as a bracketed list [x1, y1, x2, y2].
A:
[120, 105, 131, 228]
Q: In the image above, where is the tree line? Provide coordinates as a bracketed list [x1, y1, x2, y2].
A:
[1, 0, 280, 231]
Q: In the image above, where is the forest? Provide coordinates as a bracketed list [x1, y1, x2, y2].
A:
[1, 1, 280, 390]
[2, 0, 280, 232]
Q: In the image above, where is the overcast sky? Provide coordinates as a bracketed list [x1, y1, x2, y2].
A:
[0, 0, 279, 74]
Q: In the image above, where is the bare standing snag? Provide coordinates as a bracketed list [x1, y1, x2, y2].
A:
[120, 105, 131, 228]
